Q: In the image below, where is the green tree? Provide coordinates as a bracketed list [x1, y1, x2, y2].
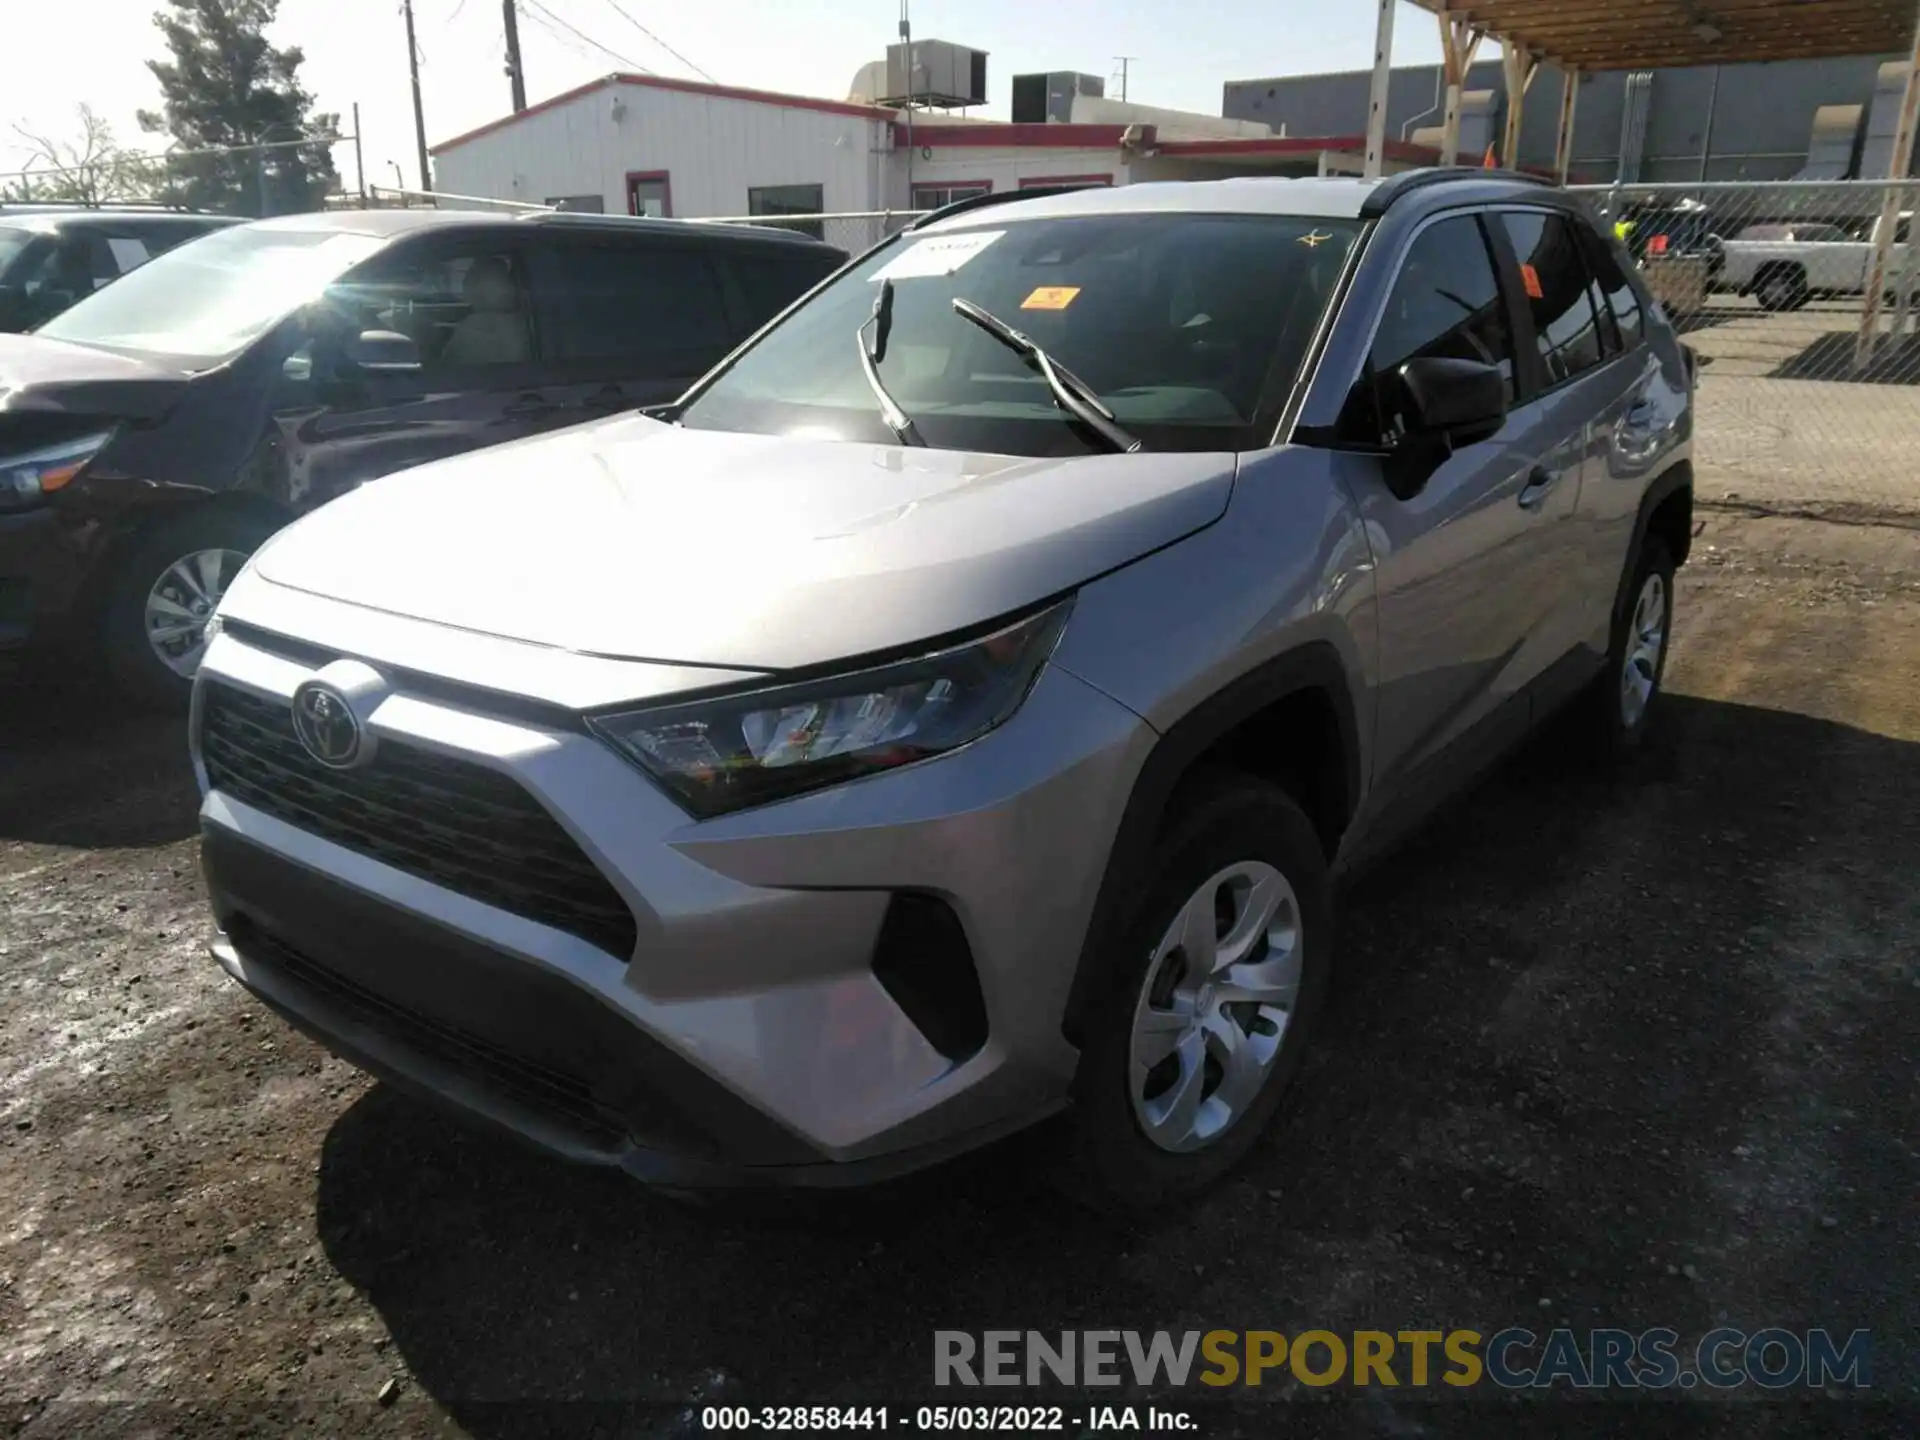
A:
[137, 0, 340, 216]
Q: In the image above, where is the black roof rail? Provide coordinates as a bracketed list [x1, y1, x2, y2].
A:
[1360, 166, 1558, 219]
[909, 184, 1089, 230]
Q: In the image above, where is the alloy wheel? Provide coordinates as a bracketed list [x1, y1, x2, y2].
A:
[1127, 860, 1303, 1154]
[144, 548, 248, 678]
[1619, 570, 1667, 728]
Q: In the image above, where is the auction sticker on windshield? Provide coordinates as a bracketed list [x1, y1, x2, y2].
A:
[1021, 286, 1080, 311]
[872, 230, 1005, 282]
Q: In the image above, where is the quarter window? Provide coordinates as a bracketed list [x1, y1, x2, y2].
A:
[1498, 211, 1607, 386]
[1579, 223, 1643, 351]
[1346, 214, 1516, 444]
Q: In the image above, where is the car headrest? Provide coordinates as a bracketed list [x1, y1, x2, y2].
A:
[462, 257, 517, 312]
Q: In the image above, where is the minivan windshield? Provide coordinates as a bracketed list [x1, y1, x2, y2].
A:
[679, 211, 1362, 456]
[36, 224, 387, 363]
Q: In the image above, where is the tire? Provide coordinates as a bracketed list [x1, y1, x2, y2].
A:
[1052, 772, 1333, 1217]
[1584, 536, 1676, 759]
[101, 507, 280, 709]
[1754, 268, 1808, 313]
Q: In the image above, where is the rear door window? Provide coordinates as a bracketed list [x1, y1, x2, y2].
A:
[532, 237, 733, 375]
[1496, 211, 1607, 387]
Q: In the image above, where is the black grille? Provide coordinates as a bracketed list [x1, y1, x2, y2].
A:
[235, 918, 629, 1152]
[200, 683, 637, 958]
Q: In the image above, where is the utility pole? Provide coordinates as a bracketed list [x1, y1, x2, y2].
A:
[503, 0, 527, 112]
[402, 0, 432, 193]
[899, 0, 914, 207]
[1114, 56, 1135, 102]
[352, 101, 367, 207]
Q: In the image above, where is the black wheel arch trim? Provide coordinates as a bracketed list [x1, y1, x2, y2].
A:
[1059, 641, 1360, 1047]
[1610, 459, 1693, 631]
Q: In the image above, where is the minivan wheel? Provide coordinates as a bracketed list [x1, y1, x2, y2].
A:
[102, 508, 279, 708]
[1055, 773, 1332, 1216]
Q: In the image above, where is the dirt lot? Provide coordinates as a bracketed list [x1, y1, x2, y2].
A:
[2, 507, 1917, 1437]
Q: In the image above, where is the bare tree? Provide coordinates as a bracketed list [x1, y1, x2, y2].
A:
[8, 105, 162, 205]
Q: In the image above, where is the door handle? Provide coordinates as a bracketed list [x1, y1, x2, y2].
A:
[1516, 466, 1557, 510]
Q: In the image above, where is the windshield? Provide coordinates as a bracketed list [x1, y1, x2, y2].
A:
[680, 211, 1362, 456]
[35, 224, 387, 363]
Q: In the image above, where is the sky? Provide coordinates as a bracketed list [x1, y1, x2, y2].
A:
[0, 0, 1445, 195]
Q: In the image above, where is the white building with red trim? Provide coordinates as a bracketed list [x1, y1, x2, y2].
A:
[428, 71, 1439, 227]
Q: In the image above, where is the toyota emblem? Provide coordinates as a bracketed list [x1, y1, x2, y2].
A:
[290, 680, 364, 768]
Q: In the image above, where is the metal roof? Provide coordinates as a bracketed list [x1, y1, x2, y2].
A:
[1405, 0, 1918, 71]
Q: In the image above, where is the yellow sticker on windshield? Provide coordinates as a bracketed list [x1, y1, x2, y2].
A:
[1021, 286, 1081, 311]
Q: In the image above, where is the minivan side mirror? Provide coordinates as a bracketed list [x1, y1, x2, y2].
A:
[1397, 356, 1507, 449]
[345, 329, 421, 374]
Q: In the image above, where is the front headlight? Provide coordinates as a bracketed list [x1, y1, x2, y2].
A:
[588, 601, 1073, 818]
[0, 430, 114, 513]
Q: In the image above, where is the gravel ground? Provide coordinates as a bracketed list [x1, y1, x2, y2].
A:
[2, 508, 1917, 1438]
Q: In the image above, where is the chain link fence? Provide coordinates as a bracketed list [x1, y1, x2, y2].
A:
[1570, 179, 1920, 516]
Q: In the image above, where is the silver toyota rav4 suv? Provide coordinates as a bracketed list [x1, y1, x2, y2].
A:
[192, 171, 1693, 1212]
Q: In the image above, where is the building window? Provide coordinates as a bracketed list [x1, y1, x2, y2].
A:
[626, 171, 672, 218]
[545, 194, 605, 213]
[747, 183, 826, 240]
[1018, 174, 1112, 190]
[912, 182, 991, 211]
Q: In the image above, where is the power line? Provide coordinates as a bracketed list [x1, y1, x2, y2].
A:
[592, 0, 715, 83]
[519, 0, 648, 71]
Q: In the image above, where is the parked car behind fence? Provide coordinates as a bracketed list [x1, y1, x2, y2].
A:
[0, 208, 845, 703]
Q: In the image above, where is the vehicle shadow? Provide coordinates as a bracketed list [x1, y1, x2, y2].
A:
[314, 694, 1920, 1426]
[0, 658, 199, 849]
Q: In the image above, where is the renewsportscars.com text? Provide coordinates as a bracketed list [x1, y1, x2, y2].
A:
[933, 1328, 1871, 1390]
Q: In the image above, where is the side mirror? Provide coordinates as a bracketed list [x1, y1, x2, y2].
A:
[1397, 356, 1507, 449]
[344, 328, 421, 374]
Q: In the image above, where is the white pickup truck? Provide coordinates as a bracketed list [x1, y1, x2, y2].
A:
[1715, 212, 1915, 311]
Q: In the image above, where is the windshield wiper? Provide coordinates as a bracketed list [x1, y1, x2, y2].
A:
[856, 279, 923, 446]
[949, 297, 1142, 453]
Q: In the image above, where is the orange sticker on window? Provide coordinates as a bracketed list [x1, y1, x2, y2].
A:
[1021, 286, 1081, 311]
[1648, 233, 1671, 255]
[1520, 263, 1544, 299]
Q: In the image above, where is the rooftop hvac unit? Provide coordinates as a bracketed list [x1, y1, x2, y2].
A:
[881, 40, 988, 109]
[1012, 71, 1105, 124]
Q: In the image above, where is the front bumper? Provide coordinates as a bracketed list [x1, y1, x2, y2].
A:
[0, 509, 68, 649]
[193, 606, 1155, 1185]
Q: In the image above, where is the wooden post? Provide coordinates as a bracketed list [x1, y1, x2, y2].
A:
[1438, 7, 1483, 167]
[1856, 2, 1920, 370]
[1364, 0, 1397, 180]
[1554, 66, 1579, 182]
[1501, 39, 1539, 170]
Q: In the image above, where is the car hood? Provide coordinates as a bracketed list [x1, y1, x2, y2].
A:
[0, 331, 193, 422]
[250, 414, 1236, 671]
